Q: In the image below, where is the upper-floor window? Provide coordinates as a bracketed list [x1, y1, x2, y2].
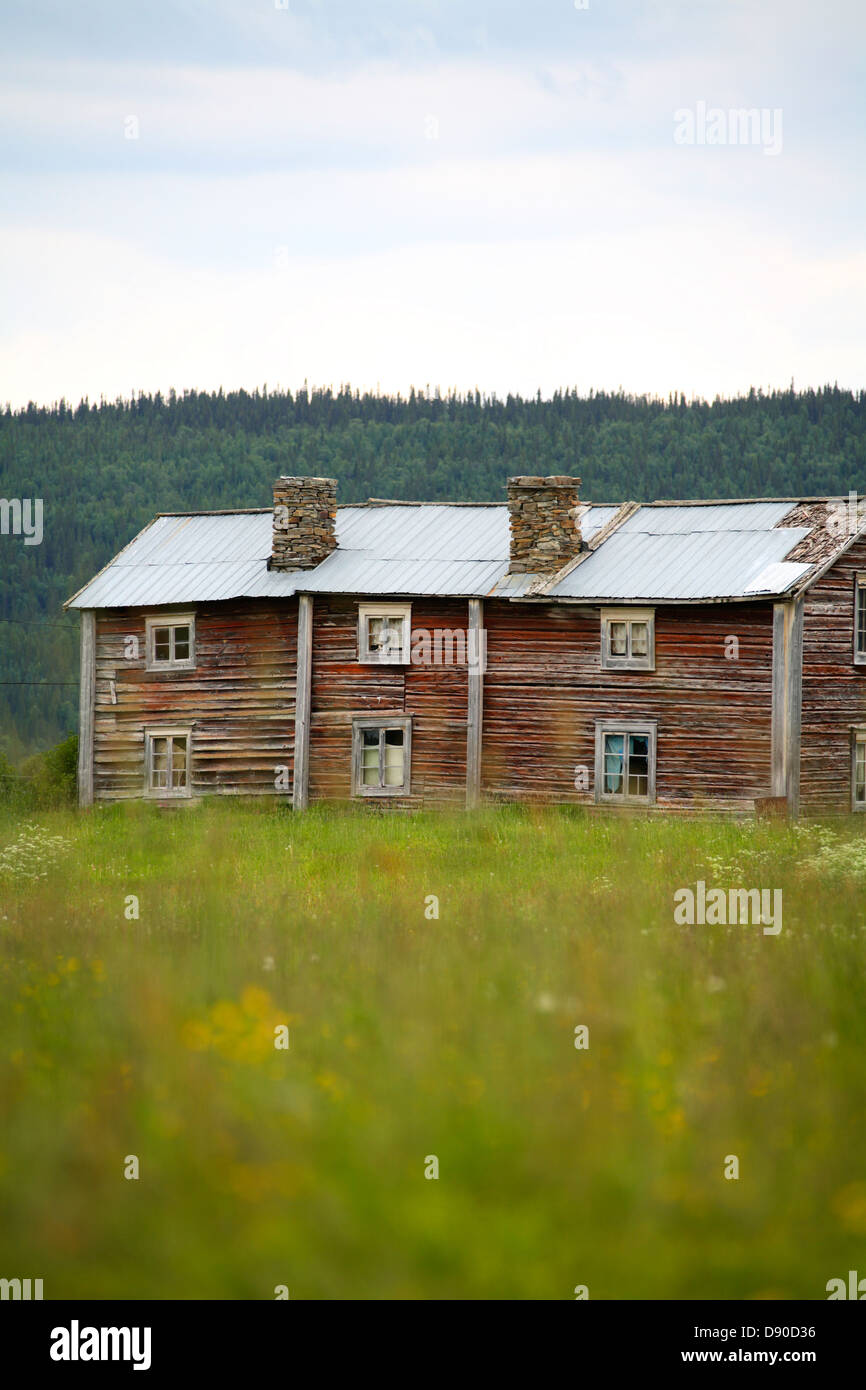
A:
[145, 613, 196, 670]
[854, 577, 866, 665]
[358, 603, 411, 665]
[601, 607, 655, 671]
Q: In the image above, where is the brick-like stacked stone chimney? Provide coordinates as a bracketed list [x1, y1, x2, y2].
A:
[506, 475, 582, 574]
[270, 476, 338, 570]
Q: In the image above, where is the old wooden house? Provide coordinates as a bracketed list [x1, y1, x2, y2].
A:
[65, 476, 866, 817]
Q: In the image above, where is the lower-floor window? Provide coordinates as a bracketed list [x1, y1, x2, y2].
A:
[145, 727, 192, 797]
[594, 720, 657, 803]
[352, 716, 412, 796]
[852, 729, 866, 810]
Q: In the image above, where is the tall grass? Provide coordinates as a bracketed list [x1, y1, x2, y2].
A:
[1, 801, 864, 1299]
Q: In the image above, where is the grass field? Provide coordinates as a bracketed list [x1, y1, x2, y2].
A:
[1, 801, 865, 1300]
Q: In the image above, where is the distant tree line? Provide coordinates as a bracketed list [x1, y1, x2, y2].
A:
[0, 383, 864, 756]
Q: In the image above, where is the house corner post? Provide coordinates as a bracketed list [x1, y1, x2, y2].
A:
[785, 597, 804, 819]
[293, 595, 313, 811]
[771, 598, 804, 818]
[77, 609, 96, 808]
[466, 598, 484, 809]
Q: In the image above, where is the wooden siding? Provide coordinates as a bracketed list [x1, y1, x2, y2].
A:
[800, 535, 866, 815]
[92, 600, 298, 800]
[84, 592, 792, 813]
[308, 597, 469, 806]
[481, 601, 776, 812]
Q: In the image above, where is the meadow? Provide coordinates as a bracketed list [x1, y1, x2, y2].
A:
[1, 801, 865, 1301]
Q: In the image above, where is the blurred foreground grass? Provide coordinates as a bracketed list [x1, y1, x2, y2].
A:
[1, 801, 865, 1300]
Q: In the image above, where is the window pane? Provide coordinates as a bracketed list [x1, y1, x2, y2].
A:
[367, 617, 386, 652]
[630, 622, 648, 656]
[153, 627, 171, 662]
[383, 617, 403, 659]
[368, 616, 402, 658]
[173, 625, 190, 660]
[857, 743, 866, 803]
[151, 737, 168, 789]
[609, 622, 627, 656]
[171, 737, 188, 789]
[603, 734, 624, 794]
[361, 730, 380, 786]
[628, 734, 649, 797]
[383, 729, 404, 787]
[858, 588, 866, 654]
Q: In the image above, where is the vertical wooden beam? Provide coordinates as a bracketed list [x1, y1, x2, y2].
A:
[77, 609, 95, 808]
[771, 598, 804, 815]
[771, 604, 787, 798]
[466, 598, 484, 809]
[786, 597, 804, 818]
[293, 594, 313, 811]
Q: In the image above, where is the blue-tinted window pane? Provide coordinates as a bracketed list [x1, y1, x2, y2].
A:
[603, 734, 624, 794]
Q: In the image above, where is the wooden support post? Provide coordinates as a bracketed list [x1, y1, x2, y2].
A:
[77, 609, 95, 808]
[293, 594, 313, 811]
[771, 598, 804, 816]
[466, 598, 484, 809]
[786, 598, 804, 818]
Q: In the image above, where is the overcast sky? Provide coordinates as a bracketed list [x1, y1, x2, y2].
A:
[1, 0, 864, 407]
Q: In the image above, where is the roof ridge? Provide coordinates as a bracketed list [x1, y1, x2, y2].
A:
[157, 508, 272, 516]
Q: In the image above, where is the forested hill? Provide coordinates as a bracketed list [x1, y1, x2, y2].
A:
[1, 383, 865, 757]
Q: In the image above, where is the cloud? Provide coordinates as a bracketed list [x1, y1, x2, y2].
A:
[0, 0, 863, 403]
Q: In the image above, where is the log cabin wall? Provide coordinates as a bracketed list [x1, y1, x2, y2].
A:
[481, 599, 776, 812]
[308, 596, 469, 806]
[92, 599, 298, 800]
[800, 535, 866, 815]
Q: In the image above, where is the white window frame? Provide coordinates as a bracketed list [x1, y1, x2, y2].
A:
[594, 720, 657, 804]
[144, 725, 194, 799]
[358, 603, 412, 666]
[352, 716, 412, 797]
[600, 607, 655, 671]
[854, 576, 866, 666]
[145, 613, 196, 671]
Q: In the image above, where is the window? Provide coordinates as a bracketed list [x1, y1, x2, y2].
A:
[358, 604, 411, 665]
[352, 717, 412, 796]
[145, 727, 192, 798]
[145, 613, 196, 670]
[594, 721, 657, 803]
[854, 577, 866, 665]
[852, 729, 866, 810]
[601, 608, 655, 671]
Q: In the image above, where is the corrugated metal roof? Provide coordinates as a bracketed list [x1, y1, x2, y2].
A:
[66, 506, 518, 607]
[335, 505, 508, 561]
[66, 498, 820, 609]
[577, 505, 619, 542]
[548, 503, 811, 600]
[632, 501, 795, 533]
[743, 560, 813, 595]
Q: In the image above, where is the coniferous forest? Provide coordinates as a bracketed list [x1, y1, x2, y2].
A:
[1, 383, 865, 757]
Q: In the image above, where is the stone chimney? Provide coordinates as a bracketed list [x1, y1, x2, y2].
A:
[506, 475, 582, 574]
[270, 476, 338, 570]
